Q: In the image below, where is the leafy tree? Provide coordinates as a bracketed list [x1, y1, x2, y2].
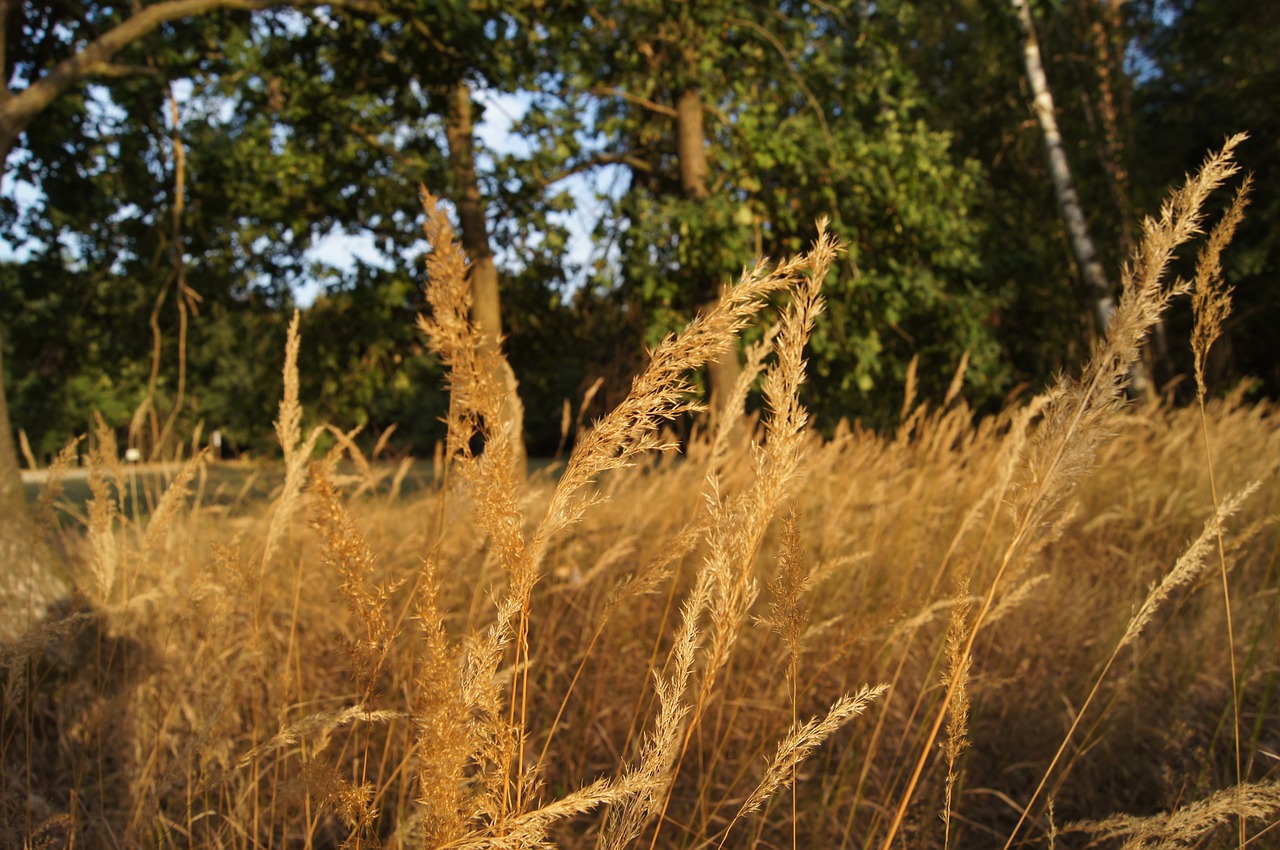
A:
[528, 1, 1004, 428]
[0, 0, 499, 626]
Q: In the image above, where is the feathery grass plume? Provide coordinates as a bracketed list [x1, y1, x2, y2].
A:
[765, 508, 811, 850]
[900, 353, 920, 426]
[262, 310, 324, 572]
[533, 246, 815, 559]
[700, 223, 837, 689]
[940, 579, 973, 850]
[309, 460, 403, 703]
[717, 684, 888, 848]
[411, 554, 473, 846]
[1188, 172, 1253, 849]
[1119, 480, 1260, 649]
[997, 479, 1261, 850]
[766, 509, 812, 671]
[86, 412, 122, 606]
[234, 706, 404, 774]
[885, 137, 1249, 850]
[533, 509, 716, 785]
[325, 424, 384, 497]
[636, 225, 840, 848]
[387, 455, 414, 503]
[1191, 176, 1251, 402]
[943, 350, 971, 410]
[599, 571, 713, 850]
[1065, 778, 1280, 849]
[139, 448, 209, 567]
[418, 188, 535, 818]
[450, 777, 634, 850]
[299, 758, 383, 850]
[1012, 136, 1245, 541]
[34, 436, 83, 533]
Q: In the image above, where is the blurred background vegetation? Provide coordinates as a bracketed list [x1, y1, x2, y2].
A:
[2, 0, 1276, 460]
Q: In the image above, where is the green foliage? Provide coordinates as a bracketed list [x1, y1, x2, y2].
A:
[4, 0, 1279, 458]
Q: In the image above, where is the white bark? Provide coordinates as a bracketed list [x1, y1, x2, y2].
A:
[1012, 0, 1151, 395]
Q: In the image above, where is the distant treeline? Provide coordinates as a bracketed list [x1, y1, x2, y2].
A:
[3, 0, 1276, 459]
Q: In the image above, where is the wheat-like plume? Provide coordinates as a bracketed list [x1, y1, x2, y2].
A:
[233, 706, 404, 774]
[33, 435, 83, 533]
[139, 448, 209, 568]
[1120, 480, 1259, 648]
[717, 684, 888, 847]
[262, 310, 323, 572]
[598, 572, 712, 850]
[1066, 778, 1280, 849]
[86, 412, 121, 605]
[882, 136, 1250, 850]
[940, 580, 973, 850]
[309, 459, 403, 704]
[412, 554, 474, 846]
[1191, 176, 1252, 401]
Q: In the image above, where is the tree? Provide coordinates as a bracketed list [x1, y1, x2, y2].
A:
[1009, 0, 1156, 396]
[534, 1, 1003, 428]
[446, 78, 527, 471]
[0, 0, 492, 627]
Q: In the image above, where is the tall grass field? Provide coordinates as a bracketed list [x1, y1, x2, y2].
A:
[2, 138, 1277, 849]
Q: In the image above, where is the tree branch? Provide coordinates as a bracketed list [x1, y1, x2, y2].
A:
[82, 61, 167, 78]
[536, 151, 653, 188]
[590, 86, 678, 118]
[0, 0, 387, 164]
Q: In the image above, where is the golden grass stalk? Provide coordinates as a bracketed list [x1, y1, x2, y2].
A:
[534, 247, 812, 558]
[940, 580, 972, 850]
[1190, 173, 1253, 850]
[34, 436, 82, 533]
[1065, 778, 1280, 850]
[262, 310, 323, 573]
[454, 777, 633, 850]
[880, 134, 1249, 850]
[139, 448, 209, 567]
[17, 429, 37, 471]
[598, 572, 712, 850]
[634, 224, 839, 849]
[418, 188, 532, 820]
[717, 684, 888, 849]
[309, 460, 403, 704]
[766, 509, 811, 850]
[234, 706, 405, 774]
[1191, 176, 1251, 404]
[411, 553, 474, 846]
[86, 412, 122, 606]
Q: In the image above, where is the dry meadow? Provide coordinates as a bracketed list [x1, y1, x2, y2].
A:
[2, 139, 1278, 849]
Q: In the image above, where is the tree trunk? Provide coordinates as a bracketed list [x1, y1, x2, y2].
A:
[674, 85, 741, 418]
[1011, 0, 1151, 395]
[445, 80, 527, 473]
[0, 335, 69, 641]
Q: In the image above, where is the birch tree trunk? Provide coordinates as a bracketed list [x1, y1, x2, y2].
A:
[446, 80, 527, 474]
[1011, 0, 1152, 395]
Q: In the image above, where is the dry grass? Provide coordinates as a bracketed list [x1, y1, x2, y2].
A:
[2, 139, 1278, 849]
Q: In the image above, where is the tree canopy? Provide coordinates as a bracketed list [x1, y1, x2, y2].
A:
[2, 0, 1276, 459]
